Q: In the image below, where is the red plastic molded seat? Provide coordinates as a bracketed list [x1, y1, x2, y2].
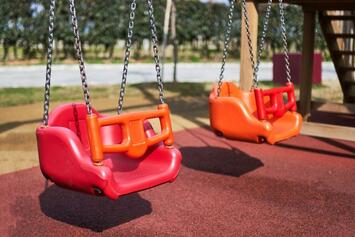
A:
[209, 82, 302, 144]
[36, 103, 181, 199]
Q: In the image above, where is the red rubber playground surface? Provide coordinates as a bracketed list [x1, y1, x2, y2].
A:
[1, 127, 355, 237]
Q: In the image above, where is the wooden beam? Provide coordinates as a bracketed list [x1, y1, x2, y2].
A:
[311, 101, 355, 114]
[299, 9, 316, 118]
[240, 1, 258, 91]
[301, 122, 355, 141]
[296, 4, 355, 11]
[249, 1, 355, 10]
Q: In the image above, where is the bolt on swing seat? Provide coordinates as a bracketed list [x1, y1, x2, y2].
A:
[209, 82, 302, 144]
[36, 0, 181, 199]
[209, 0, 302, 144]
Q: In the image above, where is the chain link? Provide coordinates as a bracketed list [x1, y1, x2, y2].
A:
[254, 0, 273, 87]
[217, 0, 235, 97]
[69, 0, 92, 114]
[147, 0, 165, 104]
[241, 0, 273, 88]
[278, 0, 292, 83]
[117, 0, 137, 114]
[42, 0, 56, 126]
[117, 0, 165, 112]
[241, 0, 256, 87]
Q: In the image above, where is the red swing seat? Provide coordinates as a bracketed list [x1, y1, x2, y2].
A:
[209, 82, 302, 144]
[36, 103, 181, 200]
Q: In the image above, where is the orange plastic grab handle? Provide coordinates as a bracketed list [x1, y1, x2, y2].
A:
[86, 103, 174, 164]
[254, 82, 297, 120]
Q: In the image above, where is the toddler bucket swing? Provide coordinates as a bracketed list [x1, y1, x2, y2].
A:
[209, 0, 302, 144]
[36, 0, 181, 200]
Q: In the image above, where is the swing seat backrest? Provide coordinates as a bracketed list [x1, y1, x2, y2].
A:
[48, 103, 123, 152]
[218, 82, 261, 116]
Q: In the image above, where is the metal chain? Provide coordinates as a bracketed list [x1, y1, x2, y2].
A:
[217, 0, 235, 97]
[147, 0, 165, 104]
[42, 0, 56, 126]
[241, 0, 273, 88]
[68, 0, 92, 114]
[117, 0, 137, 114]
[241, 0, 256, 87]
[254, 0, 273, 86]
[278, 0, 292, 83]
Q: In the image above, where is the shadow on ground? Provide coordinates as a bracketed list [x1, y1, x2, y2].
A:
[0, 118, 40, 134]
[181, 146, 264, 177]
[132, 82, 210, 129]
[39, 185, 152, 232]
[276, 136, 355, 159]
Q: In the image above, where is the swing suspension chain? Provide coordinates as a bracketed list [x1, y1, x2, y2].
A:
[242, 0, 291, 87]
[241, 0, 273, 89]
[147, 0, 165, 104]
[278, 0, 291, 83]
[42, 0, 56, 126]
[217, 0, 235, 97]
[252, 0, 273, 87]
[117, 0, 165, 112]
[118, 0, 137, 114]
[69, 0, 92, 114]
[241, 0, 256, 87]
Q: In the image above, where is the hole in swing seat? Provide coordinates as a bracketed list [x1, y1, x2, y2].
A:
[145, 118, 162, 136]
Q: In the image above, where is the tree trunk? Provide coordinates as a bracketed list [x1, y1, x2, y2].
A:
[13, 45, 18, 60]
[109, 44, 115, 59]
[2, 42, 9, 61]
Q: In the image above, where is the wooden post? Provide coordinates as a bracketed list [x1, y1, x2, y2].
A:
[240, 1, 258, 91]
[300, 9, 316, 118]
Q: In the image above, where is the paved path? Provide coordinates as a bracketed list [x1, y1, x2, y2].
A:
[0, 62, 337, 88]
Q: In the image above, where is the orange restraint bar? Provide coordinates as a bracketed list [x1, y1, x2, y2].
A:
[254, 82, 297, 120]
[86, 103, 174, 164]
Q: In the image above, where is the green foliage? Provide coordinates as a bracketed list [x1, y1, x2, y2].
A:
[0, 1, 327, 62]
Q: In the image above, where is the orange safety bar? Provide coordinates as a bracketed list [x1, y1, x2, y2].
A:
[86, 103, 174, 165]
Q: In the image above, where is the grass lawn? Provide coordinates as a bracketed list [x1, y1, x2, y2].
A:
[0, 81, 343, 108]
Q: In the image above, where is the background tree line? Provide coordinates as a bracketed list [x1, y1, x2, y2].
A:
[0, 0, 328, 62]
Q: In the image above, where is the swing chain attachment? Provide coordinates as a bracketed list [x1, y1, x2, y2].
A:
[42, 0, 93, 125]
[43, 0, 56, 126]
[147, 0, 165, 104]
[278, 0, 291, 83]
[242, 0, 291, 88]
[69, 0, 92, 115]
[241, 0, 273, 89]
[117, 0, 165, 113]
[118, 0, 137, 114]
[217, 0, 235, 97]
